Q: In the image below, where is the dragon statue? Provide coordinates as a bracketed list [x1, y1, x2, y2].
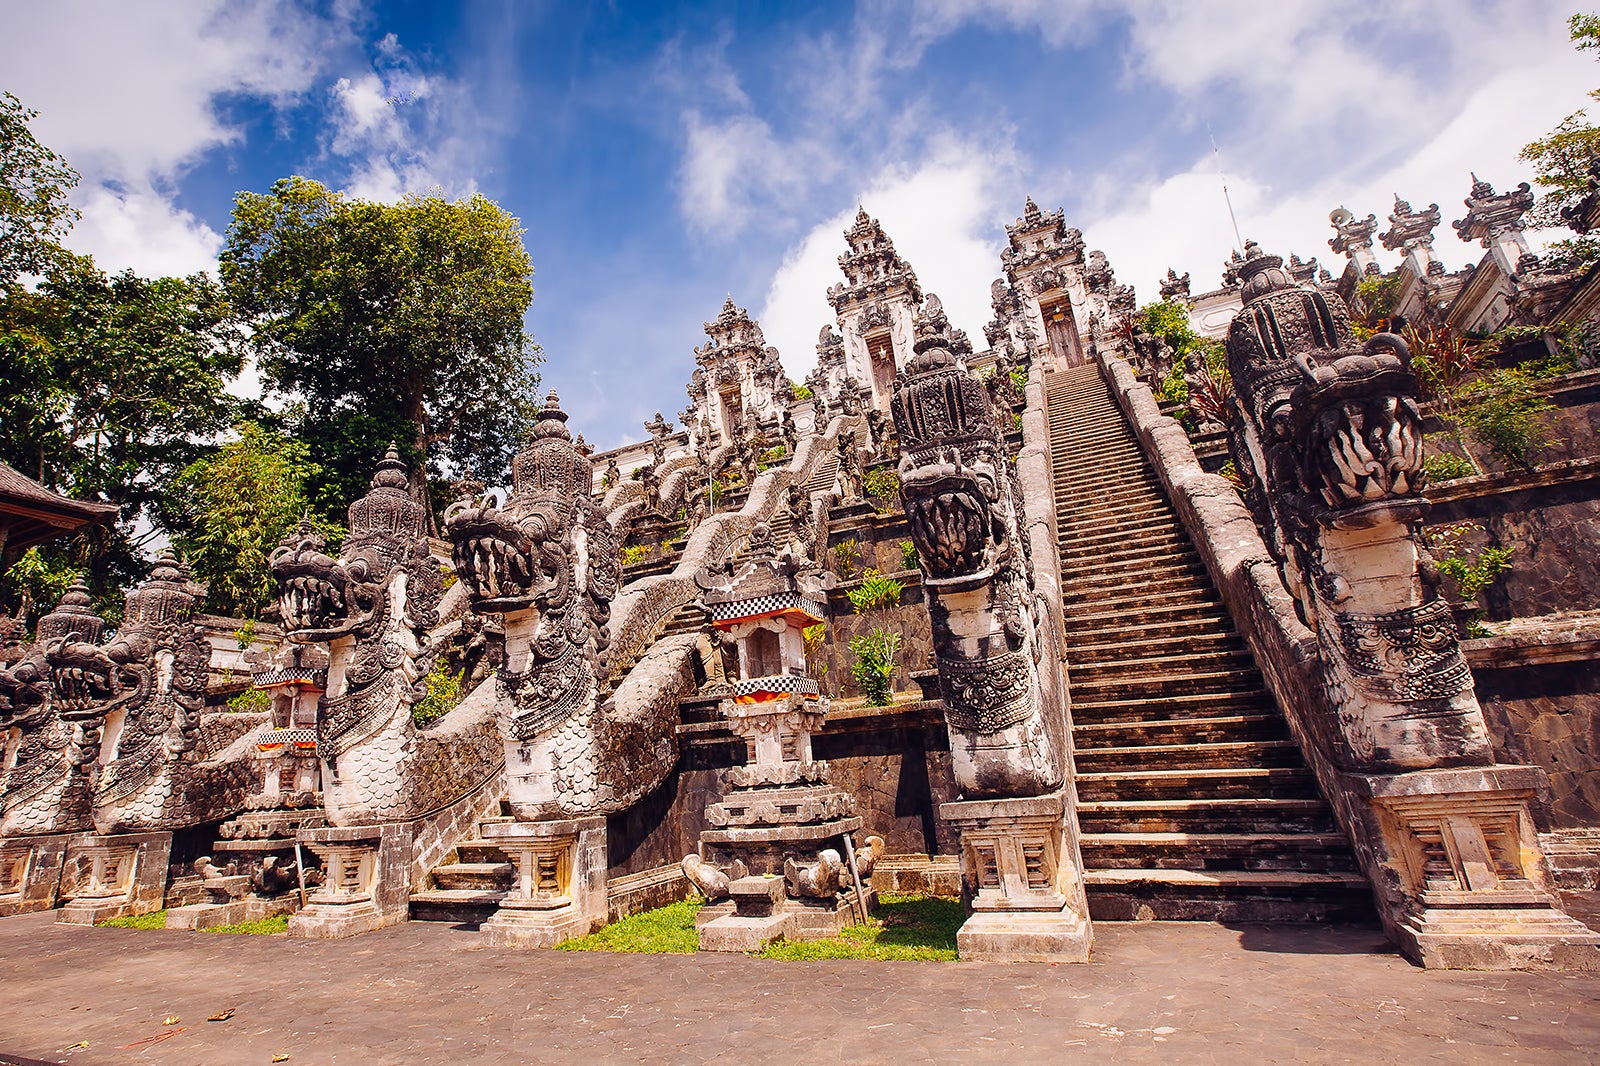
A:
[0, 581, 106, 836]
[1222, 241, 1492, 771]
[46, 553, 256, 833]
[270, 447, 499, 827]
[1223, 242, 1599, 967]
[890, 301, 1066, 798]
[445, 392, 700, 821]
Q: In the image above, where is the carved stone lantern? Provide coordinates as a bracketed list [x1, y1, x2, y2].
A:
[684, 524, 879, 951]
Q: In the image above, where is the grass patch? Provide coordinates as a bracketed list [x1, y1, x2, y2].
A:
[556, 897, 702, 953]
[97, 909, 169, 929]
[758, 894, 962, 961]
[204, 914, 290, 935]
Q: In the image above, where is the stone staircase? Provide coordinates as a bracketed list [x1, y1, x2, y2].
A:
[410, 802, 517, 925]
[1047, 363, 1372, 923]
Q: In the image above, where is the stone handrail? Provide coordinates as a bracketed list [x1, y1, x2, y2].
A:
[601, 417, 855, 681]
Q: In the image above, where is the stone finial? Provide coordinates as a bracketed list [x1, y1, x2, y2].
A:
[1159, 268, 1191, 301]
[1380, 195, 1442, 253]
[1452, 174, 1535, 270]
[1328, 206, 1379, 256]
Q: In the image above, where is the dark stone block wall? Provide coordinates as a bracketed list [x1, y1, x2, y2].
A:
[605, 704, 958, 879]
[1475, 659, 1600, 830]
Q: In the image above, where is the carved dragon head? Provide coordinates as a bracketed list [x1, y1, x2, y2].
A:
[1225, 242, 1427, 531]
[271, 446, 436, 645]
[446, 392, 617, 634]
[891, 297, 1013, 591]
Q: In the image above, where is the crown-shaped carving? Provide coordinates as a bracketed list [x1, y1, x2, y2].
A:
[347, 445, 428, 544]
[511, 391, 593, 500]
[893, 299, 995, 451]
[122, 550, 201, 630]
[34, 579, 104, 645]
[1226, 242, 1359, 410]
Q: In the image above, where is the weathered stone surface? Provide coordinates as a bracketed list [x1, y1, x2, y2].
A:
[0, 832, 71, 916]
[55, 830, 171, 925]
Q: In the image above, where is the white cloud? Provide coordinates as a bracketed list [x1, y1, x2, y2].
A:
[1087, 50, 1596, 299]
[678, 112, 822, 234]
[68, 185, 225, 280]
[0, 0, 355, 274]
[759, 140, 1018, 381]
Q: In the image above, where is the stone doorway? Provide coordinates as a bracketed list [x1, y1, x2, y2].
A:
[1040, 296, 1085, 368]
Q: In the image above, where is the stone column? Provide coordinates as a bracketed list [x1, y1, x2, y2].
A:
[478, 817, 607, 948]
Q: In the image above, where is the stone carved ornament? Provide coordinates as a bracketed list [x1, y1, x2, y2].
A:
[891, 295, 1062, 797]
[447, 393, 697, 820]
[1222, 242, 1493, 772]
[271, 447, 453, 825]
[46, 552, 240, 832]
[0, 581, 106, 836]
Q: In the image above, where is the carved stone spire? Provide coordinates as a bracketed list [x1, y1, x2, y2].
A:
[1452, 174, 1536, 274]
[1328, 206, 1380, 275]
[1381, 195, 1444, 277]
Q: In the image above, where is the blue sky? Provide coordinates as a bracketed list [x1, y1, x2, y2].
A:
[1, 0, 1590, 452]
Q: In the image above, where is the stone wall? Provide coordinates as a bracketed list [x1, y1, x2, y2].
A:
[602, 700, 958, 880]
[1476, 660, 1600, 829]
[1425, 459, 1600, 619]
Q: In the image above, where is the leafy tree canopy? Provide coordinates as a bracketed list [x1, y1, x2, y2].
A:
[220, 177, 542, 526]
[0, 252, 247, 605]
[0, 91, 79, 284]
[1520, 13, 1600, 261]
[162, 421, 329, 619]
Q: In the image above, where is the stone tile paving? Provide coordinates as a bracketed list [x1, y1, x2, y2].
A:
[0, 912, 1595, 1064]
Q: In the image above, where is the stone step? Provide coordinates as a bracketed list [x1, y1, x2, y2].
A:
[1073, 714, 1288, 749]
[1058, 505, 1179, 538]
[1063, 561, 1205, 593]
[1067, 601, 1235, 637]
[1075, 767, 1320, 802]
[409, 888, 508, 925]
[1065, 611, 1238, 647]
[431, 862, 516, 892]
[1063, 539, 1200, 571]
[1070, 688, 1275, 725]
[455, 840, 511, 864]
[1073, 739, 1303, 773]
[1076, 798, 1338, 835]
[1065, 524, 1188, 555]
[1069, 648, 1255, 682]
[1070, 667, 1265, 701]
[1061, 585, 1220, 619]
[1055, 482, 1164, 511]
[1080, 832, 1359, 872]
[1068, 631, 1243, 665]
[1083, 868, 1374, 923]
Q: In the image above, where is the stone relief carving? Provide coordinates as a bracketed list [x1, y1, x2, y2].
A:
[0, 581, 105, 836]
[446, 392, 697, 820]
[1222, 242, 1493, 772]
[891, 296, 1062, 797]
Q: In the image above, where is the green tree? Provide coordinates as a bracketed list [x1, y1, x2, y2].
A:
[1520, 14, 1600, 266]
[220, 177, 542, 529]
[163, 422, 322, 619]
[0, 91, 79, 284]
[0, 252, 246, 605]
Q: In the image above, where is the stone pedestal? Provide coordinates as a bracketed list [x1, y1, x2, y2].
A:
[287, 823, 411, 939]
[56, 832, 172, 925]
[168, 807, 320, 930]
[1356, 765, 1600, 970]
[699, 875, 791, 951]
[0, 833, 73, 917]
[940, 791, 1092, 963]
[479, 817, 606, 949]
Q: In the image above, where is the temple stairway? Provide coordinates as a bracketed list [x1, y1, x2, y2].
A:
[1046, 363, 1372, 923]
[410, 802, 516, 925]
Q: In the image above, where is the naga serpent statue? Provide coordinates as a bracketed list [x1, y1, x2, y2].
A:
[46, 553, 256, 833]
[1223, 241, 1493, 771]
[445, 392, 700, 820]
[891, 297, 1066, 797]
[0, 581, 106, 836]
[270, 447, 499, 826]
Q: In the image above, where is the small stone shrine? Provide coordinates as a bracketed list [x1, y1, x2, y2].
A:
[683, 524, 878, 951]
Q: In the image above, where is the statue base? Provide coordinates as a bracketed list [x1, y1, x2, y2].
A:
[0, 832, 73, 917]
[940, 791, 1092, 963]
[1355, 765, 1600, 970]
[479, 816, 607, 949]
[288, 823, 412, 939]
[167, 891, 300, 931]
[55, 831, 171, 925]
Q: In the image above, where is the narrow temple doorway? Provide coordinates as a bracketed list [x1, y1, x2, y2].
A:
[1039, 296, 1086, 368]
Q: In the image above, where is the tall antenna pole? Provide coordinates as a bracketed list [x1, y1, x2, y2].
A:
[1208, 122, 1245, 253]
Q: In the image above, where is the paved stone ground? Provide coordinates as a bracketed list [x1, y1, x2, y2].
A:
[0, 912, 1595, 1064]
